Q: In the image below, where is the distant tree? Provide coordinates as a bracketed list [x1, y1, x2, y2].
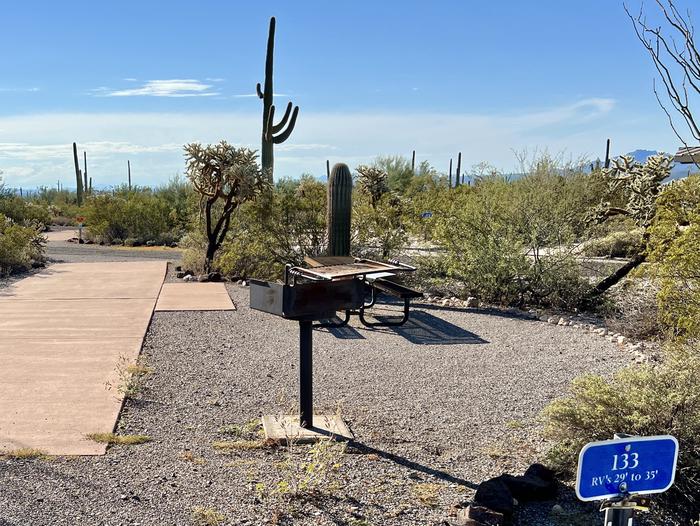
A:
[184, 141, 268, 271]
[374, 155, 414, 194]
[627, 1, 700, 161]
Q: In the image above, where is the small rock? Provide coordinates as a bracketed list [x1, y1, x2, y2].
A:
[473, 477, 513, 516]
[551, 504, 565, 516]
[441, 299, 450, 306]
[617, 335, 627, 345]
[457, 505, 505, 526]
[242, 280, 248, 287]
[176, 271, 185, 279]
[175, 265, 182, 272]
[197, 274, 208, 283]
[207, 271, 222, 282]
[557, 317, 567, 326]
[467, 505, 504, 525]
[547, 317, 557, 324]
[183, 275, 195, 282]
[466, 297, 479, 308]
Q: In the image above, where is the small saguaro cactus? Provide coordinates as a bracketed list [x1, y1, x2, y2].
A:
[455, 152, 462, 187]
[72, 142, 83, 206]
[83, 151, 88, 195]
[448, 158, 453, 187]
[327, 163, 353, 256]
[257, 16, 299, 181]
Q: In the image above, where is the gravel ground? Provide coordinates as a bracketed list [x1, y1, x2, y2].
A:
[0, 262, 637, 526]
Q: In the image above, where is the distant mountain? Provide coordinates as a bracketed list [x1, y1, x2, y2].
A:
[625, 149, 695, 181]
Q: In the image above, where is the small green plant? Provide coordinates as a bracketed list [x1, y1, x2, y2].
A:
[274, 438, 347, 499]
[219, 419, 262, 438]
[411, 482, 442, 508]
[1, 448, 47, 460]
[107, 356, 153, 398]
[86, 433, 151, 445]
[191, 506, 226, 526]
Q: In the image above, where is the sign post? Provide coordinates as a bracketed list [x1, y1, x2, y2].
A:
[576, 434, 678, 526]
[76, 216, 85, 244]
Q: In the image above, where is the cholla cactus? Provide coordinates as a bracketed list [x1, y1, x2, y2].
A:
[355, 165, 389, 209]
[593, 154, 672, 228]
[184, 141, 269, 270]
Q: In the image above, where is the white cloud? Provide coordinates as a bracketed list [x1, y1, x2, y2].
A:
[0, 97, 677, 188]
[96, 79, 218, 98]
[0, 141, 181, 161]
[0, 87, 40, 93]
[233, 92, 289, 98]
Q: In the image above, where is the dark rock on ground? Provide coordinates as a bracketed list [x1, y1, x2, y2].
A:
[473, 476, 514, 516]
[207, 272, 222, 282]
[502, 464, 557, 501]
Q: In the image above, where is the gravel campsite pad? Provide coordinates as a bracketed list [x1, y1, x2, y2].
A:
[0, 282, 633, 525]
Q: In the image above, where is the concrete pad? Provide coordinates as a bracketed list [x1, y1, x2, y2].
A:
[155, 282, 235, 311]
[0, 261, 166, 455]
[0, 261, 165, 299]
[262, 415, 354, 444]
[44, 229, 78, 242]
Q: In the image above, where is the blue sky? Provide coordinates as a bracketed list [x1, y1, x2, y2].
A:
[0, 0, 693, 188]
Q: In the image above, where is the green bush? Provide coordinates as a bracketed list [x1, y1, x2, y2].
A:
[352, 192, 408, 260]
[0, 213, 45, 275]
[429, 169, 590, 308]
[647, 175, 700, 338]
[543, 346, 700, 520]
[83, 192, 177, 245]
[0, 196, 51, 228]
[582, 229, 645, 258]
[214, 176, 327, 279]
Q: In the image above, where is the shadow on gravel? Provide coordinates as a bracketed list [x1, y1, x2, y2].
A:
[347, 440, 479, 490]
[370, 310, 488, 345]
[417, 301, 538, 322]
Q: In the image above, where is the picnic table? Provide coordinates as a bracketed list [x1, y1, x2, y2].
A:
[299, 256, 423, 327]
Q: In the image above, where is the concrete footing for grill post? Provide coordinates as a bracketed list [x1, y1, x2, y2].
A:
[262, 415, 354, 444]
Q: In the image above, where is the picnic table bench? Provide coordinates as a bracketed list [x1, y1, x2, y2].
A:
[302, 256, 423, 327]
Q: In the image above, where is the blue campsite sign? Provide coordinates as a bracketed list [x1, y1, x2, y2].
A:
[575, 435, 678, 501]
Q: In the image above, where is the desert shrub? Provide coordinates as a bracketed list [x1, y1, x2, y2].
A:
[604, 279, 661, 340]
[83, 192, 176, 245]
[215, 176, 326, 279]
[543, 345, 700, 521]
[0, 213, 45, 275]
[582, 228, 645, 258]
[352, 191, 408, 260]
[0, 196, 51, 228]
[646, 175, 700, 338]
[430, 168, 589, 308]
[180, 230, 208, 275]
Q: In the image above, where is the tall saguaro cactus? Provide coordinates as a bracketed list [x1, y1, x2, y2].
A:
[72, 142, 83, 206]
[257, 16, 299, 182]
[327, 163, 353, 256]
[83, 151, 88, 195]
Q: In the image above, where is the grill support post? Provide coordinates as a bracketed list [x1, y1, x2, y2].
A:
[299, 320, 313, 428]
[604, 506, 635, 526]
